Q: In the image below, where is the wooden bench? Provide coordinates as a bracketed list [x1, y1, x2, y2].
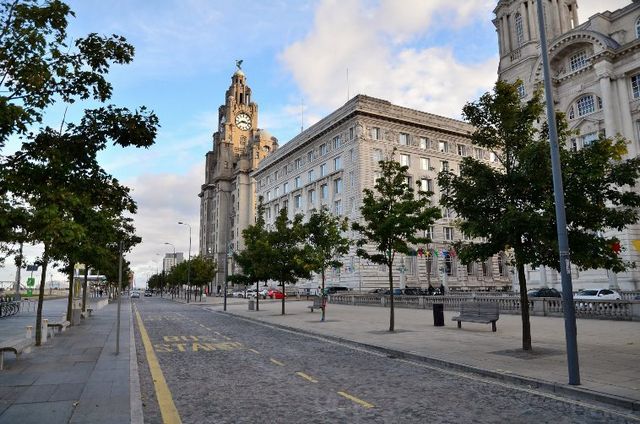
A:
[47, 320, 70, 334]
[452, 302, 499, 332]
[308, 297, 323, 312]
[0, 338, 33, 370]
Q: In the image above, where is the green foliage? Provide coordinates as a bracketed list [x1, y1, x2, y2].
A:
[189, 255, 217, 288]
[0, 0, 138, 147]
[233, 198, 270, 286]
[438, 80, 640, 350]
[352, 152, 440, 331]
[304, 206, 351, 286]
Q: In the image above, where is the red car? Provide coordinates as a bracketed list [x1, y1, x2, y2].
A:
[267, 289, 285, 299]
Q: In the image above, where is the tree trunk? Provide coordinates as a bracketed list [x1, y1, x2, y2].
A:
[321, 269, 326, 322]
[516, 261, 532, 350]
[281, 283, 285, 315]
[66, 268, 74, 322]
[82, 266, 88, 312]
[388, 262, 395, 332]
[35, 255, 49, 346]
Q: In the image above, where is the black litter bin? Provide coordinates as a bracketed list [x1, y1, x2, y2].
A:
[433, 303, 444, 326]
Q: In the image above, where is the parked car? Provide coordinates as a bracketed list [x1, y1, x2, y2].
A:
[232, 290, 248, 298]
[527, 288, 562, 298]
[144, 290, 153, 297]
[325, 286, 350, 295]
[574, 289, 621, 300]
[267, 289, 285, 299]
[368, 288, 386, 294]
[130, 292, 140, 299]
[246, 288, 268, 299]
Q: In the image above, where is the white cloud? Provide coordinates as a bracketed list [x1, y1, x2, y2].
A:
[280, 0, 498, 120]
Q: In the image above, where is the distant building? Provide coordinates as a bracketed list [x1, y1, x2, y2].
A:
[253, 95, 512, 291]
[494, 0, 640, 290]
[163, 252, 184, 273]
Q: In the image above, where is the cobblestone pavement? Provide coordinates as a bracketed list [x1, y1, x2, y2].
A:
[133, 297, 639, 424]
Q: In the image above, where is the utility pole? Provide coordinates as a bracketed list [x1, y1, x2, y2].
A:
[116, 241, 123, 355]
[536, 0, 580, 385]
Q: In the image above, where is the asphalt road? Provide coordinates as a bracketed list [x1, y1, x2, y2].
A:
[132, 297, 636, 424]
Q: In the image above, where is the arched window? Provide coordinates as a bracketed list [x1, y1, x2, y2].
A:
[636, 17, 640, 39]
[576, 95, 595, 117]
[515, 13, 524, 47]
[632, 74, 640, 99]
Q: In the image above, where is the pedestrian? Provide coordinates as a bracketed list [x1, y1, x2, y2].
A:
[439, 283, 445, 296]
[428, 285, 435, 296]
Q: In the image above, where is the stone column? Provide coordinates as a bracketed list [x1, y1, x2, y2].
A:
[502, 16, 511, 54]
[615, 74, 637, 157]
[528, 0, 538, 41]
[595, 62, 618, 138]
[520, 2, 529, 43]
[551, 0, 562, 38]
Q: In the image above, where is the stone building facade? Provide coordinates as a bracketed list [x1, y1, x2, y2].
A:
[198, 68, 278, 290]
[494, 0, 640, 290]
[253, 95, 512, 292]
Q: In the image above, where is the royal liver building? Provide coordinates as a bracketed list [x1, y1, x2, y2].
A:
[494, 0, 640, 290]
[198, 65, 278, 292]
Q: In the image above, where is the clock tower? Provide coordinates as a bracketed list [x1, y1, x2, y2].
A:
[198, 64, 278, 292]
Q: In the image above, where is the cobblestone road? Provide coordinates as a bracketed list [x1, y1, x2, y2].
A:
[133, 297, 638, 424]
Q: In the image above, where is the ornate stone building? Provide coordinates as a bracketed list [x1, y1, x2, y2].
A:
[253, 95, 512, 292]
[494, 0, 640, 290]
[198, 67, 278, 290]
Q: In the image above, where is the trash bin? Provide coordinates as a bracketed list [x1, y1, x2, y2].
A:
[433, 303, 444, 326]
[248, 299, 255, 311]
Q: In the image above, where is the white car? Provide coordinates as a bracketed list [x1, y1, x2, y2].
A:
[246, 288, 268, 299]
[573, 289, 621, 300]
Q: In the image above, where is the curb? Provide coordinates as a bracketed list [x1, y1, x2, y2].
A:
[214, 308, 640, 413]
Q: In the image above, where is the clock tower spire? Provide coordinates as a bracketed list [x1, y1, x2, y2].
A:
[198, 64, 278, 292]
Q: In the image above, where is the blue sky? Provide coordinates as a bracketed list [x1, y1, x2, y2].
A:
[1, 0, 630, 286]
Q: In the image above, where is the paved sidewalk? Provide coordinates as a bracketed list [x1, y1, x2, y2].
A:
[199, 296, 640, 411]
[0, 298, 139, 424]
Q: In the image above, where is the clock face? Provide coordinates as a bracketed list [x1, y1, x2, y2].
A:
[235, 113, 252, 131]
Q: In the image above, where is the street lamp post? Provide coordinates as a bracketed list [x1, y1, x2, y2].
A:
[178, 222, 192, 303]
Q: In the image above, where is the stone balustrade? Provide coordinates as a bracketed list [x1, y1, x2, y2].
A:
[328, 294, 640, 321]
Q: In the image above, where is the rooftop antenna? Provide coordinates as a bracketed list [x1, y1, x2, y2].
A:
[346, 68, 350, 102]
[300, 97, 304, 133]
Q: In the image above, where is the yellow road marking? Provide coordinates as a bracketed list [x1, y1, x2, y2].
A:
[295, 372, 318, 383]
[134, 306, 182, 424]
[270, 358, 285, 366]
[337, 391, 374, 409]
[249, 349, 260, 354]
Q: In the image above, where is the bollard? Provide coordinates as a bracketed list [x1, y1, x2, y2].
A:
[42, 319, 48, 343]
[26, 325, 33, 339]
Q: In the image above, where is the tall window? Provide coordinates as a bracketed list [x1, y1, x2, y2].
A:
[294, 176, 301, 189]
[266, 191, 271, 201]
[283, 182, 289, 194]
[514, 13, 524, 47]
[517, 83, 526, 98]
[294, 195, 302, 209]
[349, 127, 355, 140]
[569, 50, 588, 72]
[321, 184, 328, 199]
[274, 187, 280, 197]
[576, 95, 595, 117]
[308, 189, 316, 204]
[438, 140, 449, 153]
[334, 178, 343, 194]
[457, 144, 467, 156]
[334, 200, 342, 215]
[425, 226, 434, 240]
[320, 143, 328, 156]
[420, 157, 430, 170]
[370, 127, 382, 140]
[636, 17, 640, 39]
[334, 156, 342, 170]
[308, 169, 315, 182]
[332, 135, 341, 150]
[444, 227, 454, 241]
[419, 137, 428, 150]
[400, 154, 410, 167]
[632, 74, 640, 99]
[307, 150, 314, 162]
[399, 133, 409, 146]
[420, 178, 433, 192]
[320, 163, 327, 177]
[440, 161, 449, 172]
[294, 158, 302, 169]
[372, 148, 383, 163]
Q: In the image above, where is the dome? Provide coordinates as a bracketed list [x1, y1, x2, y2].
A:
[234, 69, 245, 77]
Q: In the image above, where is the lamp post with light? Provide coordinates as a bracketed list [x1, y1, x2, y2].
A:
[178, 222, 192, 303]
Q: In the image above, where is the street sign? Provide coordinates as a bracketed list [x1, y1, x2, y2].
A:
[26, 265, 39, 272]
[26, 277, 35, 287]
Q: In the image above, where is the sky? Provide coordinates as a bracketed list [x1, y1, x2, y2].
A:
[0, 0, 632, 288]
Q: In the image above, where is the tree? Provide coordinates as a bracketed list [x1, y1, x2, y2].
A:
[304, 206, 351, 321]
[438, 80, 640, 350]
[266, 208, 311, 315]
[352, 152, 440, 331]
[233, 198, 270, 311]
[189, 255, 217, 300]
